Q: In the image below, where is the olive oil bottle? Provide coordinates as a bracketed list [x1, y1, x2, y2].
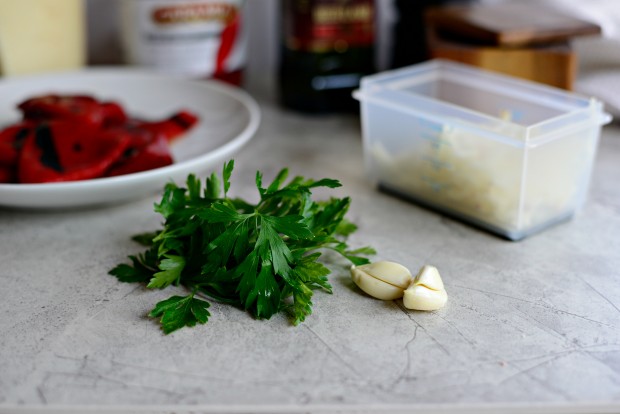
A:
[278, 0, 375, 113]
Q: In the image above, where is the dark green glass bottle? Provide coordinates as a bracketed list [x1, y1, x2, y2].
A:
[278, 0, 375, 113]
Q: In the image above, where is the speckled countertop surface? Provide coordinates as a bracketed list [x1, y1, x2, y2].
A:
[1, 95, 620, 414]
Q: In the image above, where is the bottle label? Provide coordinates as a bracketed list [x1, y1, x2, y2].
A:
[283, 0, 374, 52]
[121, 0, 246, 80]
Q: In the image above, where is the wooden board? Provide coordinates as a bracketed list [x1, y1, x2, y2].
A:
[426, 25, 577, 90]
[426, 2, 601, 47]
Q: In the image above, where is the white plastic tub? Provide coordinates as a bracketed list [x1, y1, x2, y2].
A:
[354, 59, 611, 240]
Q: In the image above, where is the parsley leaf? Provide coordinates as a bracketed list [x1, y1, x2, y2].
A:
[147, 255, 186, 289]
[222, 160, 234, 197]
[108, 255, 153, 283]
[149, 294, 211, 334]
[110, 161, 373, 334]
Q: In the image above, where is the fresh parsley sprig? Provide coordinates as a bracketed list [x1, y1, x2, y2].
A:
[109, 161, 374, 334]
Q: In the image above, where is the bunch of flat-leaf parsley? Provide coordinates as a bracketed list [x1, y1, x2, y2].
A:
[109, 161, 374, 334]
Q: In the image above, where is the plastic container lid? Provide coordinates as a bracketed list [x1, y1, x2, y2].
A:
[354, 60, 611, 148]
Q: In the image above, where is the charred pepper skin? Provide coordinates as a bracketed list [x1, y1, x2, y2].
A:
[106, 134, 173, 177]
[0, 122, 32, 167]
[18, 122, 131, 183]
[104, 111, 198, 176]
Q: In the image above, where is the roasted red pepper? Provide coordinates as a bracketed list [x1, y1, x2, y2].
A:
[106, 133, 173, 177]
[136, 111, 199, 143]
[0, 122, 32, 167]
[19, 95, 105, 128]
[18, 95, 129, 129]
[1, 95, 198, 183]
[103, 110, 197, 176]
[0, 166, 15, 183]
[100, 102, 128, 127]
[18, 122, 131, 183]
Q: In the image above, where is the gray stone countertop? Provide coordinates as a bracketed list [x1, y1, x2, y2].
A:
[1, 97, 620, 414]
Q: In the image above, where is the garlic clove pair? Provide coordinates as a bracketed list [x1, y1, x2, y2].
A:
[351, 261, 448, 311]
[350, 261, 411, 300]
[403, 265, 447, 311]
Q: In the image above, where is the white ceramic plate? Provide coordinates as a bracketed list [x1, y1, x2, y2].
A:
[0, 68, 260, 209]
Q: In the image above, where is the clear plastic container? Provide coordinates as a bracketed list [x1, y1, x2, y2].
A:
[353, 59, 611, 240]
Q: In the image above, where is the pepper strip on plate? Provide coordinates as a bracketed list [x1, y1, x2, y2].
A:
[18, 121, 131, 183]
[136, 111, 199, 143]
[19, 95, 106, 128]
[104, 111, 198, 176]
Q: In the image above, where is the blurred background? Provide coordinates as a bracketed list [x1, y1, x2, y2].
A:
[1, 0, 620, 115]
[91, 0, 620, 115]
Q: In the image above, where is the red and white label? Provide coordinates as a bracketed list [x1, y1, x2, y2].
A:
[121, 0, 246, 82]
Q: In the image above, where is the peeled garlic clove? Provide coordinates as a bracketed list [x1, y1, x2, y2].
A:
[356, 261, 412, 289]
[403, 265, 448, 311]
[403, 284, 448, 311]
[351, 267, 404, 300]
[350, 261, 412, 301]
[412, 265, 444, 291]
